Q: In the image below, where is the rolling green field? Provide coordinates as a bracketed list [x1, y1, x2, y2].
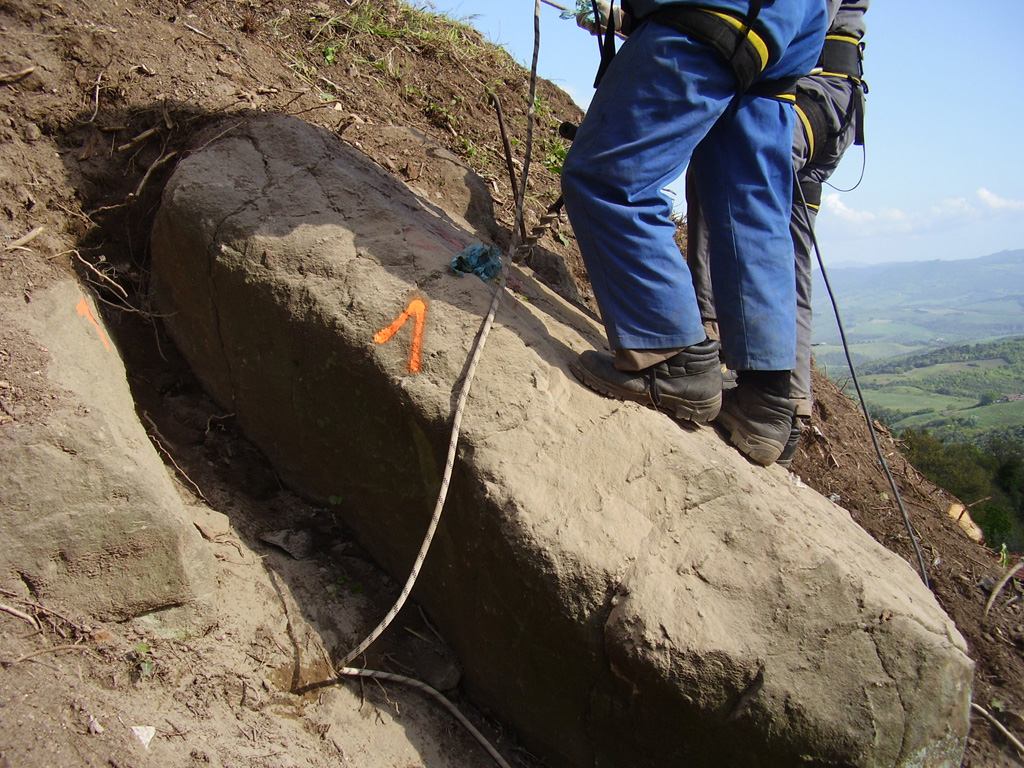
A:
[811, 249, 1024, 365]
[836, 335, 1024, 445]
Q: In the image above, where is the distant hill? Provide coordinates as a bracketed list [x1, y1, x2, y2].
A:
[810, 249, 1024, 371]
[847, 336, 1024, 446]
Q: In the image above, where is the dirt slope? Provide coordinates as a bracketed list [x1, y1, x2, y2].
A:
[0, 0, 1021, 765]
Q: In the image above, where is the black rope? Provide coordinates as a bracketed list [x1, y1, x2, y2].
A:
[794, 173, 930, 589]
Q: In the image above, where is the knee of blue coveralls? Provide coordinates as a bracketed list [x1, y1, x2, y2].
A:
[560, 141, 590, 212]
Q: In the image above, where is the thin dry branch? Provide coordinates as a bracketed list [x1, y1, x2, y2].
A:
[0, 592, 88, 637]
[71, 250, 129, 299]
[183, 22, 241, 58]
[117, 125, 162, 153]
[0, 602, 41, 631]
[0, 66, 36, 84]
[4, 226, 44, 251]
[1, 643, 95, 667]
[87, 69, 105, 123]
[142, 411, 208, 501]
[132, 150, 178, 198]
[984, 560, 1024, 617]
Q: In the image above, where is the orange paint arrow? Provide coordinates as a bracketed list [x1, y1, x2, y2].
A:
[77, 298, 111, 351]
[374, 298, 427, 373]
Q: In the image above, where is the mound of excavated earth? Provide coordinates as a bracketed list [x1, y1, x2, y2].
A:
[149, 113, 973, 768]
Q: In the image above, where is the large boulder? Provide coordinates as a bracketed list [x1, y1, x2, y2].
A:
[149, 113, 973, 768]
[0, 280, 214, 621]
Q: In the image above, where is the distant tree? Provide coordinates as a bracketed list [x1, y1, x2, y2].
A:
[900, 429, 993, 504]
[973, 504, 1016, 552]
[978, 391, 1001, 407]
[990, 438, 1024, 511]
[900, 429, 1024, 551]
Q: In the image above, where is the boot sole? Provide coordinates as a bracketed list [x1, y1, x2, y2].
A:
[571, 360, 722, 424]
[714, 408, 785, 466]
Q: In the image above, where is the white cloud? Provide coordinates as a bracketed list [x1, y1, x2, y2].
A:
[821, 193, 876, 223]
[977, 188, 1024, 211]
[930, 196, 976, 217]
[821, 187, 1024, 240]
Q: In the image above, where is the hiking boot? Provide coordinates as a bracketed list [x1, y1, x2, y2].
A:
[714, 383, 796, 466]
[775, 415, 807, 469]
[570, 340, 722, 423]
[721, 365, 738, 391]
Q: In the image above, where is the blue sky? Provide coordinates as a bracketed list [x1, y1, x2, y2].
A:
[424, 0, 1024, 266]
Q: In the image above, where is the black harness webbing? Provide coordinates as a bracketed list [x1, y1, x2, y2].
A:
[794, 90, 830, 162]
[819, 35, 863, 80]
[820, 35, 867, 146]
[645, 5, 769, 93]
[794, 34, 867, 162]
[592, 0, 620, 87]
[596, 2, 788, 98]
[798, 177, 822, 209]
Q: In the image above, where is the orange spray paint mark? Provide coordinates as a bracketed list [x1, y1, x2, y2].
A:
[76, 298, 111, 351]
[374, 298, 427, 373]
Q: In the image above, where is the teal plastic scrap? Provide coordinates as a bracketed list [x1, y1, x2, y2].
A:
[450, 244, 502, 281]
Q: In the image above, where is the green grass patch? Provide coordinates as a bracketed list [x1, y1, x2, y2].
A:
[967, 400, 1024, 428]
[863, 390, 975, 414]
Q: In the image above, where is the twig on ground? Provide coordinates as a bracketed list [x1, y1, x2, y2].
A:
[87, 69, 105, 123]
[132, 150, 178, 198]
[183, 22, 241, 58]
[0, 602, 41, 631]
[205, 413, 235, 435]
[0, 398, 16, 422]
[90, 291, 147, 314]
[50, 200, 95, 227]
[191, 119, 246, 154]
[0, 66, 35, 84]
[117, 125, 162, 153]
[213, 534, 245, 559]
[417, 605, 447, 646]
[267, 569, 304, 694]
[4, 226, 44, 251]
[142, 411, 208, 501]
[0, 594, 87, 637]
[71, 250, 129, 299]
[318, 74, 344, 92]
[403, 627, 434, 645]
[1, 643, 96, 667]
[984, 560, 1023, 617]
[280, 89, 311, 112]
[86, 201, 130, 217]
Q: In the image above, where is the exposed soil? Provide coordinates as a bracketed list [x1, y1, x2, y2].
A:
[0, 0, 1022, 766]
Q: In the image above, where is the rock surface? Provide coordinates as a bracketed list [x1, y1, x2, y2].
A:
[0, 281, 214, 620]
[149, 113, 973, 768]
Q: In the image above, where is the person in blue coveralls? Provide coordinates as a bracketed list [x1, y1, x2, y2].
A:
[562, 0, 832, 466]
[686, 0, 868, 467]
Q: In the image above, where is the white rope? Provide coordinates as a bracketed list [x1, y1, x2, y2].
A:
[971, 702, 1024, 756]
[338, 0, 541, 671]
[315, 3, 545, 766]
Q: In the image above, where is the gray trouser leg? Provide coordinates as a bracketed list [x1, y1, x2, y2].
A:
[790, 186, 818, 412]
[684, 169, 717, 329]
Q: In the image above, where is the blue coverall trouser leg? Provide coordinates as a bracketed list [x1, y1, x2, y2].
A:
[561, 18, 815, 372]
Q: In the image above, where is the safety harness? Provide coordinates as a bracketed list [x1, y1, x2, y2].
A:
[599, 1, 798, 103]
[553, 1, 793, 220]
[793, 32, 867, 176]
[640, 3, 772, 93]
